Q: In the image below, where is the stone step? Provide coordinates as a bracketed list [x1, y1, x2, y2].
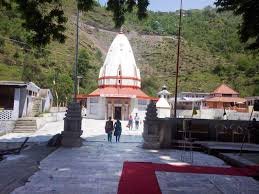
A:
[14, 126, 37, 129]
[14, 119, 38, 133]
[16, 119, 36, 122]
[16, 123, 36, 126]
[13, 130, 36, 133]
[16, 118, 36, 121]
[16, 121, 36, 125]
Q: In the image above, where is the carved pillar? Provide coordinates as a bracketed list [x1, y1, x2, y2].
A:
[142, 101, 160, 149]
[61, 102, 83, 147]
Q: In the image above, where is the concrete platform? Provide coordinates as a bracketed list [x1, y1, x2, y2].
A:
[198, 141, 259, 154]
[219, 152, 259, 167]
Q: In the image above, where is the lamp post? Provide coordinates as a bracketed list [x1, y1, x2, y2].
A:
[61, 5, 83, 147]
[74, 7, 80, 101]
[174, 0, 183, 118]
[77, 75, 83, 95]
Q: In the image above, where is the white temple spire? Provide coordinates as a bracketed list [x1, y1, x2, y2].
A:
[98, 33, 141, 88]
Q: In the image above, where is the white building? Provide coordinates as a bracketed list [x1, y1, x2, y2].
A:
[170, 92, 210, 110]
[39, 89, 54, 112]
[77, 32, 154, 120]
[0, 81, 53, 120]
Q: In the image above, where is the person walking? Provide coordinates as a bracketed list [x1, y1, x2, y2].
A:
[105, 117, 113, 142]
[128, 115, 133, 130]
[134, 113, 140, 130]
[114, 119, 122, 142]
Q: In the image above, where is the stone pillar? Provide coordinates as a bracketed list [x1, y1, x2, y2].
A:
[61, 102, 83, 147]
[12, 88, 20, 120]
[111, 99, 114, 119]
[142, 101, 160, 149]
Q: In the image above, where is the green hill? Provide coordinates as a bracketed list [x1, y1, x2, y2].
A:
[0, 3, 258, 104]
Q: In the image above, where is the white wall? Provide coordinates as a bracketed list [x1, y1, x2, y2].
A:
[12, 88, 20, 119]
[0, 120, 16, 135]
[87, 97, 104, 119]
[176, 108, 259, 121]
[157, 107, 171, 118]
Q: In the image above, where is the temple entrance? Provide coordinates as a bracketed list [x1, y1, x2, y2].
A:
[114, 106, 122, 120]
[106, 97, 130, 120]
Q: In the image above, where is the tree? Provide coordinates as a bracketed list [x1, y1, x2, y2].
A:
[78, 49, 91, 76]
[0, 0, 149, 47]
[215, 0, 259, 50]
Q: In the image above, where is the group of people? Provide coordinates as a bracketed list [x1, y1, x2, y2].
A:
[127, 113, 140, 130]
[105, 117, 122, 142]
[104, 113, 141, 142]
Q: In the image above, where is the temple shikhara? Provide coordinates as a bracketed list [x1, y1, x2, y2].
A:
[77, 32, 153, 120]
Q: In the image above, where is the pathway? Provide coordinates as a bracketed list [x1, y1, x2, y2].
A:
[0, 119, 143, 143]
[1, 119, 259, 193]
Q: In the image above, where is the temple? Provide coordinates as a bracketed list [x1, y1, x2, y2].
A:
[77, 32, 153, 120]
[203, 84, 247, 112]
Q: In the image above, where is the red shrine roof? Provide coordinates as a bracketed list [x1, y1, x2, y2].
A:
[204, 96, 246, 103]
[77, 87, 157, 100]
[212, 84, 239, 95]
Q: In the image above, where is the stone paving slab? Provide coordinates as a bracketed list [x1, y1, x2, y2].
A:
[11, 141, 234, 194]
[0, 143, 56, 194]
[157, 171, 259, 194]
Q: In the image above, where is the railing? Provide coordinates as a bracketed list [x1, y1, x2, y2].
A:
[0, 109, 13, 120]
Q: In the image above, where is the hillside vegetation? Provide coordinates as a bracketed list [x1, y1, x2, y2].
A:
[0, 3, 258, 104]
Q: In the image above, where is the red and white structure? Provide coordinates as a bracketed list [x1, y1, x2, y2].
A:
[77, 32, 154, 120]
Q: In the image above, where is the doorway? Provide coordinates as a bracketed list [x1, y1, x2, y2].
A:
[114, 107, 122, 120]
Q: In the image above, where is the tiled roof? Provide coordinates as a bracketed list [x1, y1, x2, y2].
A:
[204, 96, 246, 103]
[212, 84, 239, 95]
[77, 87, 156, 100]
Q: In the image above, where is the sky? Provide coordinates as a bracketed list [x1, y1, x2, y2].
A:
[98, 0, 216, 12]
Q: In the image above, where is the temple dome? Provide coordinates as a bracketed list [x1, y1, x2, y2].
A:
[98, 33, 141, 88]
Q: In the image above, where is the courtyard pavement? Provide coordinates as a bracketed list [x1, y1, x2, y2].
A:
[0, 119, 143, 143]
[0, 119, 259, 193]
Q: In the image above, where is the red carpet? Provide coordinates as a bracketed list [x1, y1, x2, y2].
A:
[117, 162, 259, 194]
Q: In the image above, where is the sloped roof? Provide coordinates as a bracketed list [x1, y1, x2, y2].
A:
[204, 96, 246, 103]
[0, 81, 27, 87]
[77, 87, 156, 100]
[0, 81, 40, 91]
[212, 84, 239, 95]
